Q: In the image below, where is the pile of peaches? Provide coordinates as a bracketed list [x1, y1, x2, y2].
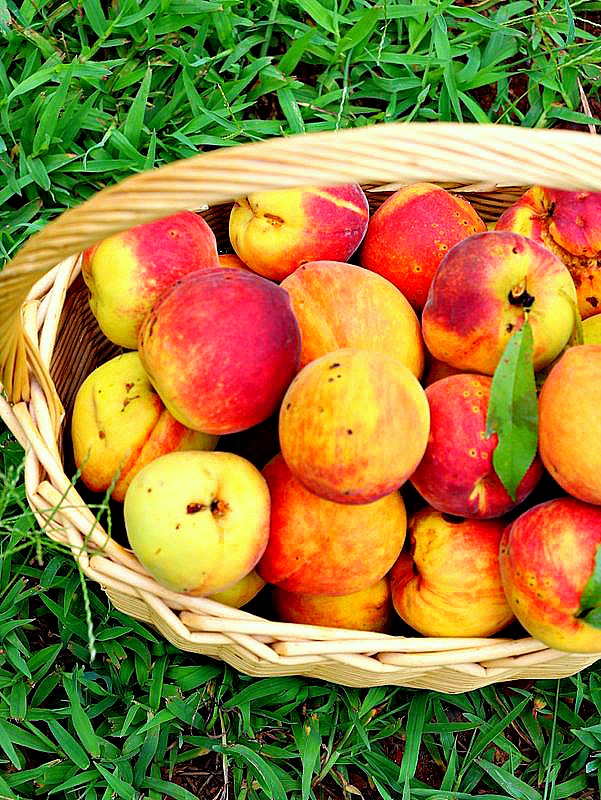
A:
[72, 180, 601, 654]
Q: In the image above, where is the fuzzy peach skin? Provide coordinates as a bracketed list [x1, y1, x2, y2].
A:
[139, 268, 301, 435]
[422, 231, 578, 375]
[82, 211, 219, 348]
[124, 451, 270, 596]
[410, 374, 543, 518]
[279, 348, 430, 504]
[71, 352, 217, 502]
[497, 186, 601, 319]
[539, 345, 601, 504]
[257, 454, 406, 595]
[208, 570, 265, 608]
[500, 498, 601, 653]
[390, 508, 514, 637]
[359, 183, 486, 311]
[272, 578, 393, 632]
[280, 260, 424, 377]
[228, 184, 369, 281]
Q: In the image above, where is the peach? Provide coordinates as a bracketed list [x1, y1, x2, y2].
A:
[390, 508, 514, 637]
[124, 451, 270, 595]
[539, 345, 601, 504]
[583, 315, 601, 344]
[280, 260, 424, 377]
[359, 183, 486, 311]
[272, 578, 393, 632]
[71, 352, 217, 502]
[497, 186, 601, 319]
[139, 268, 301, 435]
[228, 184, 369, 281]
[208, 570, 265, 608]
[279, 348, 430, 504]
[257, 454, 406, 595]
[422, 231, 578, 375]
[500, 497, 601, 652]
[218, 253, 251, 271]
[410, 374, 543, 518]
[82, 211, 219, 348]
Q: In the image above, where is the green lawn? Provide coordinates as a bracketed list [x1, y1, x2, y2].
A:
[1, 1, 601, 798]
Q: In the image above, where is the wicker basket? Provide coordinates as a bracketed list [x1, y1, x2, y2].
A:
[2, 122, 601, 693]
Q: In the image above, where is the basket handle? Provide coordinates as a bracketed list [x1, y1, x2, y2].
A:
[2, 121, 601, 403]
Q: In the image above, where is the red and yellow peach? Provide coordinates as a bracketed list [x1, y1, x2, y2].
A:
[279, 348, 430, 504]
[500, 497, 601, 653]
[422, 231, 578, 375]
[82, 211, 219, 348]
[497, 186, 601, 319]
[280, 260, 424, 377]
[360, 183, 486, 311]
[410, 374, 543, 518]
[139, 268, 301, 435]
[229, 184, 369, 281]
[272, 578, 393, 632]
[257, 454, 406, 595]
[71, 352, 217, 502]
[390, 508, 514, 637]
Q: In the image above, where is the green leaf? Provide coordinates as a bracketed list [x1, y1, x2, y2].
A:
[476, 757, 542, 800]
[294, 717, 321, 800]
[564, 0, 576, 45]
[578, 544, 601, 625]
[486, 318, 538, 501]
[94, 764, 136, 800]
[62, 673, 100, 758]
[47, 719, 91, 770]
[290, 0, 337, 35]
[580, 607, 601, 629]
[123, 66, 152, 150]
[334, 6, 381, 57]
[548, 108, 601, 126]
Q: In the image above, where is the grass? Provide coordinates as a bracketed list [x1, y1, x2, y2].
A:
[1, 0, 601, 797]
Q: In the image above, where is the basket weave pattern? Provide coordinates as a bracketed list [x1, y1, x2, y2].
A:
[2, 123, 601, 692]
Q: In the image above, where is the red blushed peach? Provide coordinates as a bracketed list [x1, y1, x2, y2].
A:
[500, 498, 601, 653]
[272, 578, 393, 632]
[539, 345, 601, 504]
[228, 184, 369, 281]
[359, 183, 486, 311]
[257, 454, 406, 595]
[390, 508, 514, 637]
[280, 260, 424, 376]
[497, 186, 601, 319]
[82, 211, 219, 348]
[422, 231, 578, 375]
[139, 268, 301, 435]
[410, 374, 543, 518]
[279, 348, 430, 504]
[71, 352, 217, 502]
